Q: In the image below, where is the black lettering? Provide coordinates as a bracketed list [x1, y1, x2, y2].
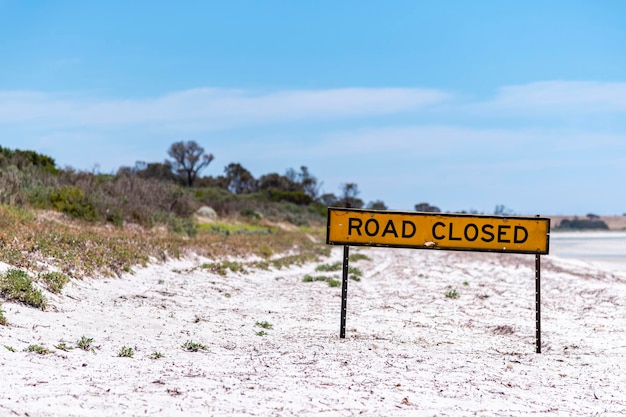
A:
[402, 221, 416, 238]
[498, 225, 511, 243]
[464, 223, 478, 241]
[382, 220, 398, 238]
[432, 222, 445, 240]
[348, 218, 362, 236]
[449, 223, 462, 241]
[365, 219, 380, 237]
[514, 226, 528, 244]
[481, 224, 495, 242]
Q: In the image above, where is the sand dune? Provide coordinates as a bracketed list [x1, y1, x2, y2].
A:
[1, 245, 625, 416]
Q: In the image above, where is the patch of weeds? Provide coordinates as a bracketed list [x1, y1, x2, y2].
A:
[199, 222, 277, 236]
[257, 245, 273, 259]
[0, 304, 7, 326]
[349, 266, 363, 282]
[303, 274, 343, 287]
[150, 351, 164, 359]
[445, 287, 460, 299]
[350, 253, 371, 262]
[249, 260, 270, 270]
[327, 279, 341, 288]
[271, 252, 320, 269]
[0, 269, 47, 310]
[303, 274, 331, 283]
[255, 321, 273, 330]
[418, 273, 426, 278]
[315, 262, 342, 272]
[4, 345, 16, 352]
[77, 336, 94, 351]
[38, 271, 70, 294]
[201, 260, 245, 276]
[25, 344, 51, 355]
[157, 279, 165, 284]
[256, 331, 268, 337]
[314, 264, 361, 281]
[463, 281, 469, 286]
[181, 340, 209, 352]
[54, 342, 73, 352]
[117, 345, 134, 358]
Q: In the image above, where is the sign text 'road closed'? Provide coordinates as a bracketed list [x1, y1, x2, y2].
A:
[327, 208, 550, 254]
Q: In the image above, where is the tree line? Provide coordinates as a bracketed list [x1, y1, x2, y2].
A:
[1, 141, 524, 230]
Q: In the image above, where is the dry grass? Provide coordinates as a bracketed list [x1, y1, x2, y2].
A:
[0, 205, 327, 280]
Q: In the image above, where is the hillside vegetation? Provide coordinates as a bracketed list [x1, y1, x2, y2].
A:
[0, 145, 335, 314]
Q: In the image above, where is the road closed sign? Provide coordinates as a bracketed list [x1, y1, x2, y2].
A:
[327, 208, 550, 254]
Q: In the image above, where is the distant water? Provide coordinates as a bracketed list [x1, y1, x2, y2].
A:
[549, 231, 626, 270]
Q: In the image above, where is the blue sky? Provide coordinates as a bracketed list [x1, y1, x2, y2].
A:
[1, 1, 625, 215]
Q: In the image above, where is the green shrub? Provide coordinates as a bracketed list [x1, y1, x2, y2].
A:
[25, 344, 51, 355]
[181, 341, 209, 352]
[445, 288, 460, 299]
[77, 336, 94, 351]
[267, 190, 313, 205]
[117, 345, 134, 358]
[316, 262, 342, 272]
[39, 271, 70, 294]
[0, 269, 47, 310]
[150, 351, 164, 359]
[201, 260, 245, 276]
[255, 321, 273, 330]
[168, 216, 198, 237]
[49, 186, 98, 221]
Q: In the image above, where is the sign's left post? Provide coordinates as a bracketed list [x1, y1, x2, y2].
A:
[340, 245, 350, 339]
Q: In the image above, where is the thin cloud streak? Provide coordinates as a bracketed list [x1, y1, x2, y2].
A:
[473, 81, 626, 114]
[0, 87, 451, 128]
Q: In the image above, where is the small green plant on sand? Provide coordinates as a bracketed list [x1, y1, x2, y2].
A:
[181, 340, 209, 352]
[201, 260, 245, 276]
[348, 266, 363, 282]
[0, 269, 47, 310]
[315, 262, 342, 272]
[150, 351, 164, 359]
[0, 304, 7, 326]
[327, 279, 341, 287]
[77, 336, 94, 351]
[117, 346, 134, 358]
[445, 287, 460, 299]
[38, 271, 70, 294]
[4, 345, 16, 352]
[25, 344, 51, 355]
[256, 330, 268, 336]
[54, 342, 74, 351]
[350, 253, 371, 262]
[255, 321, 273, 330]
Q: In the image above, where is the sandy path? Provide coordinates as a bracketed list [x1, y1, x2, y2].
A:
[1, 247, 625, 416]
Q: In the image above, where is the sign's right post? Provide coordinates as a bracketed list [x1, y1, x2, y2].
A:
[536, 252, 541, 354]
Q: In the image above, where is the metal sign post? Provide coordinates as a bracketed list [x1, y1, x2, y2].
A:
[535, 253, 541, 354]
[340, 245, 350, 339]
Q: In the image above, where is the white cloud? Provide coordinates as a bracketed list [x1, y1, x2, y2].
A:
[479, 81, 626, 113]
[0, 87, 451, 129]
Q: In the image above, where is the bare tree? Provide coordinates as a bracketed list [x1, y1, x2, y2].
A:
[167, 141, 214, 187]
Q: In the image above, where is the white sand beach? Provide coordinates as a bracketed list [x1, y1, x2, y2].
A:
[1, 236, 626, 416]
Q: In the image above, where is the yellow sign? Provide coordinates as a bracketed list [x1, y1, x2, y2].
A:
[327, 208, 550, 254]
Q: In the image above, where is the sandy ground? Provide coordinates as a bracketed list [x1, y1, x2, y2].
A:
[1, 242, 626, 416]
